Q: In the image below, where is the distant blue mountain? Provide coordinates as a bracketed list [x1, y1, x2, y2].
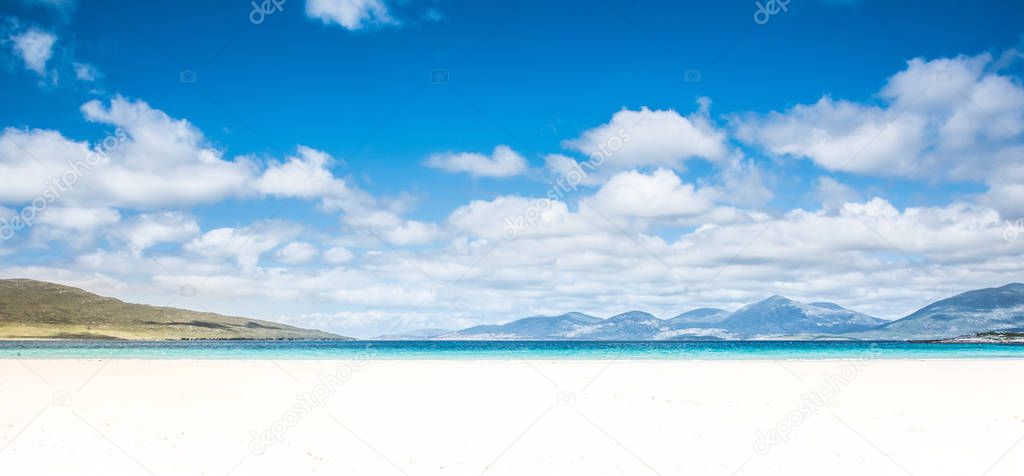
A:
[716, 296, 887, 338]
[432, 284, 1024, 341]
[375, 328, 454, 340]
[438, 299, 881, 340]
[439, 312, 602, 340]
[572, 311, 663, 340]
[851, 283, 1024, 340]
[664, 308, 730, 326]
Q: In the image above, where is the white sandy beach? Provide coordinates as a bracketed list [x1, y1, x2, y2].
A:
[1, 358, 1023, 475]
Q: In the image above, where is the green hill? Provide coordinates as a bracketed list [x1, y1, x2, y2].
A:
[0, 279, 348, 340]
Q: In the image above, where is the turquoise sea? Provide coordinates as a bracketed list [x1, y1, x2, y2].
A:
[1, 340, 1023, 359]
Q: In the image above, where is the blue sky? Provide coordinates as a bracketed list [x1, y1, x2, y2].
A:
[1, 0, 1023, 336]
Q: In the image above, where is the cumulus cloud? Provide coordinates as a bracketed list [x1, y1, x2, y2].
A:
[544, 153, 605, 187]
[812, 176, 861, 211]
[31, 205, 120, 246]
[587, 169, 716, 220]
[447, 195, 599, 241]
[117, 212, 200, 253]
[560, 100, 728, 178]
[9, 28, 56, 77]
[305, 0, 395, 30]
[732, 53, 1024, 217]
[35, 205, 119, 231]
[256, 145, 371, 205]
[184, 222, 299, 271]
[425, 145, 529, 178]
[0, 97, 386, 212]
[78, 96, 253, 206]
[1, 95, 447, 272]
[324, 246, 355, 264]
[353, 210, 440, 245]
[276, 241, 318, 264]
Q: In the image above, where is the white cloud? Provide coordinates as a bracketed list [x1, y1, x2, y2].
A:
[78, 96, 252, 206]
[978, 161, 1024, 219]
[324, 246, 354, 264]
[0, 95, 448, 271]
[561, 101, 729, 178]
[812, 176, 860, 211]
[35, 205, 119, 231]
[704, 158, 774, 209]
[356, 210, 440, 245]
[0, 97, 386, 211]
[184, 222, 299, 271]
[425, 145, 528, 178]
[544, 153, 605, 187]
[276, 241, 318, 264]
[732, 53, 1024, 217]
[73, 62, 100, 81]
[0, 127, 91, 204]
[10, 28, 56, 77]
[256, 145, 375, 210]
[305, 0, 395, 30]
[117, 212, 199, 253]
[447, 195, 601, 241]
[31, 205, 120, 246]
[733, 96, 927, 176]
[587, 169, 715, 219]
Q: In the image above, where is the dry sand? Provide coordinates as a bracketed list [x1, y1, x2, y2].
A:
[2, 358, 1023, 475]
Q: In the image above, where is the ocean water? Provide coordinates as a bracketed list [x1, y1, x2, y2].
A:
[1, 340, 1023, 360]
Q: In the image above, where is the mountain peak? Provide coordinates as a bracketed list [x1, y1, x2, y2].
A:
[721, 294, 885, 337]
[860, 282, 1024, 339]
[605, 311, 660, 323]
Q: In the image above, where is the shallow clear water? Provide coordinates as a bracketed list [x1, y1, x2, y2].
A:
[1, 340, 1023, 359]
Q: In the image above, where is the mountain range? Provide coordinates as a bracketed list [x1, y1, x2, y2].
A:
[3, 279, 1022, 341]
[421, 283, 1024, 341]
